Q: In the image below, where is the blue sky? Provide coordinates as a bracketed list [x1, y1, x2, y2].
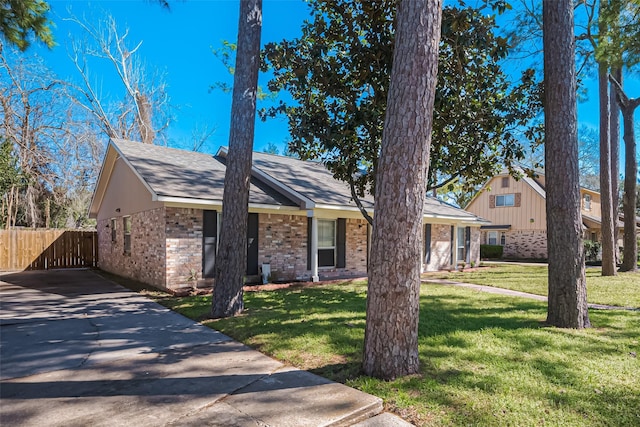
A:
[34, 0, 639, 156]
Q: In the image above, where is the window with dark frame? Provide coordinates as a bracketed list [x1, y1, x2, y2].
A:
[501, 177, 509, 188]
[317, 219, 336, 267]
[123, 216, 132, 253]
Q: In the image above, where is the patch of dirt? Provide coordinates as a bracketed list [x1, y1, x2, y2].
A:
[243, 277, 367, 292]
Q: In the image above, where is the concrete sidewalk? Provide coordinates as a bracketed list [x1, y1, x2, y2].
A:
[0, 269, 410, 427]
[422, 278, 639, 311]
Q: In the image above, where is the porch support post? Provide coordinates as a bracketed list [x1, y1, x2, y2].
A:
[309, 211, 319, 282]
[420, 222, 424, 274]
[452, 226, 459, 268]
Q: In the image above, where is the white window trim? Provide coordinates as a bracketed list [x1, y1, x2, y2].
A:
[457, 227, 465, 263]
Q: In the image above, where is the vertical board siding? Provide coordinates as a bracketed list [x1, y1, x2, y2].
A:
[466, 174, 547, 230]
[0, 230, 98, 271]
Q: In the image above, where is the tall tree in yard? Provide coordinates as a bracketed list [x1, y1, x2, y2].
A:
[543, 0, 590, 328]
[211, 0, 262, 318]
[597, 1, 617, 277]
[363, 0, 442, 379]
[262, 0, 542, 219]
[609, 76, 639, 272]
[599, 0, 640, 272]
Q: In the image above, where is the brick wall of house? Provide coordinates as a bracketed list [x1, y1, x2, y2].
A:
[97, 206, 167, 288]
[470, 227, 481, 266]
[503, 230, 548, 259]
[100, 207, 481, 290]
[258, 214, 369, 281]
[342, 218, 369, 276]
[258, 213, 308, 281]
[165, 207, 204, 290]
[424, 224, 452, 271]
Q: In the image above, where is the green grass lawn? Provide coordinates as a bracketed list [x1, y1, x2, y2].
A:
[427, 264, 640, 308]
[150, 279, 640, 427]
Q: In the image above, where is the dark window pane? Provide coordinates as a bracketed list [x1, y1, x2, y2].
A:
[318, 249, 335, 267]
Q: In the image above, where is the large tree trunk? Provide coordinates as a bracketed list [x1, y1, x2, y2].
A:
[597, 42, 616, 275]
[363, 0, 442, 380]
[610, 68, 621, 262]
[211, 0, 262, 318]
[543, 0, 590, 328]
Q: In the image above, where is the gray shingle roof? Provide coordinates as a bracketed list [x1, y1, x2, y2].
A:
[251, 152, 487, 222]
[110, 139, 487, 223]
[423, 196, 489, 221]
[251, 151, 375, 209]
[112, 139, 296, 207]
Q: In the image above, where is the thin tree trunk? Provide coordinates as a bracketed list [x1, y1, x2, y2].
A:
[609, 75, 639, 272]
[6, 185, 15, 229]
[543, 0, 590, 328]
[211, 0, 262, 318]
[597, 13, 616, 276]
[619, 105, 638, 271]
[363, 0, 442, 380]
[135, 92, 155, 144]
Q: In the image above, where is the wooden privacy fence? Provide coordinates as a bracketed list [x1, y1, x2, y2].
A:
[0, 229, 98, 271]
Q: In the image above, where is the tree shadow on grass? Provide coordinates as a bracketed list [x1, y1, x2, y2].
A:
[261, 284, 639, 426]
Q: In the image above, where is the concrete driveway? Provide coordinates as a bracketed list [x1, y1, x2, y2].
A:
[0, 269, 403, 427]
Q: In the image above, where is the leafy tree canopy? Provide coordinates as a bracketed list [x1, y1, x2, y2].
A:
[0, 0, 54, 50]
[261, 0, 542, 217]
[596, 0, 640, 68]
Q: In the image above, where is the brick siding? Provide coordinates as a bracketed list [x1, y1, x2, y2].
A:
[165, 207, 204, 290]
[258, 213, 309, 281]
[503, 230, 548, 259]
[424, 224, 452, 271]
[99, 207, 480, 290]
[258, 214, 369, 281]
[97, 207, 166, 288]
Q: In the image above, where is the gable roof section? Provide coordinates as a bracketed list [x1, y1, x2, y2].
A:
[465, 168, 546, 210]
[89, 139, 297, 217]
[464, 168, 616, 229]
[91, 138, 489, 224]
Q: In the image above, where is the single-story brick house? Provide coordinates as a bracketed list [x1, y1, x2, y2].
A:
[89, 139, 490, 292]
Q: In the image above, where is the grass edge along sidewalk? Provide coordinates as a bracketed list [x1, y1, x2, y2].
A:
[425, 264, 639, 308]
[104, 267, 640, 427]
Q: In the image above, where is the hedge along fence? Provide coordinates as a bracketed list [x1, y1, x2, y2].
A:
[480, 244, 504, 259]
[0, 229, 98, 271]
